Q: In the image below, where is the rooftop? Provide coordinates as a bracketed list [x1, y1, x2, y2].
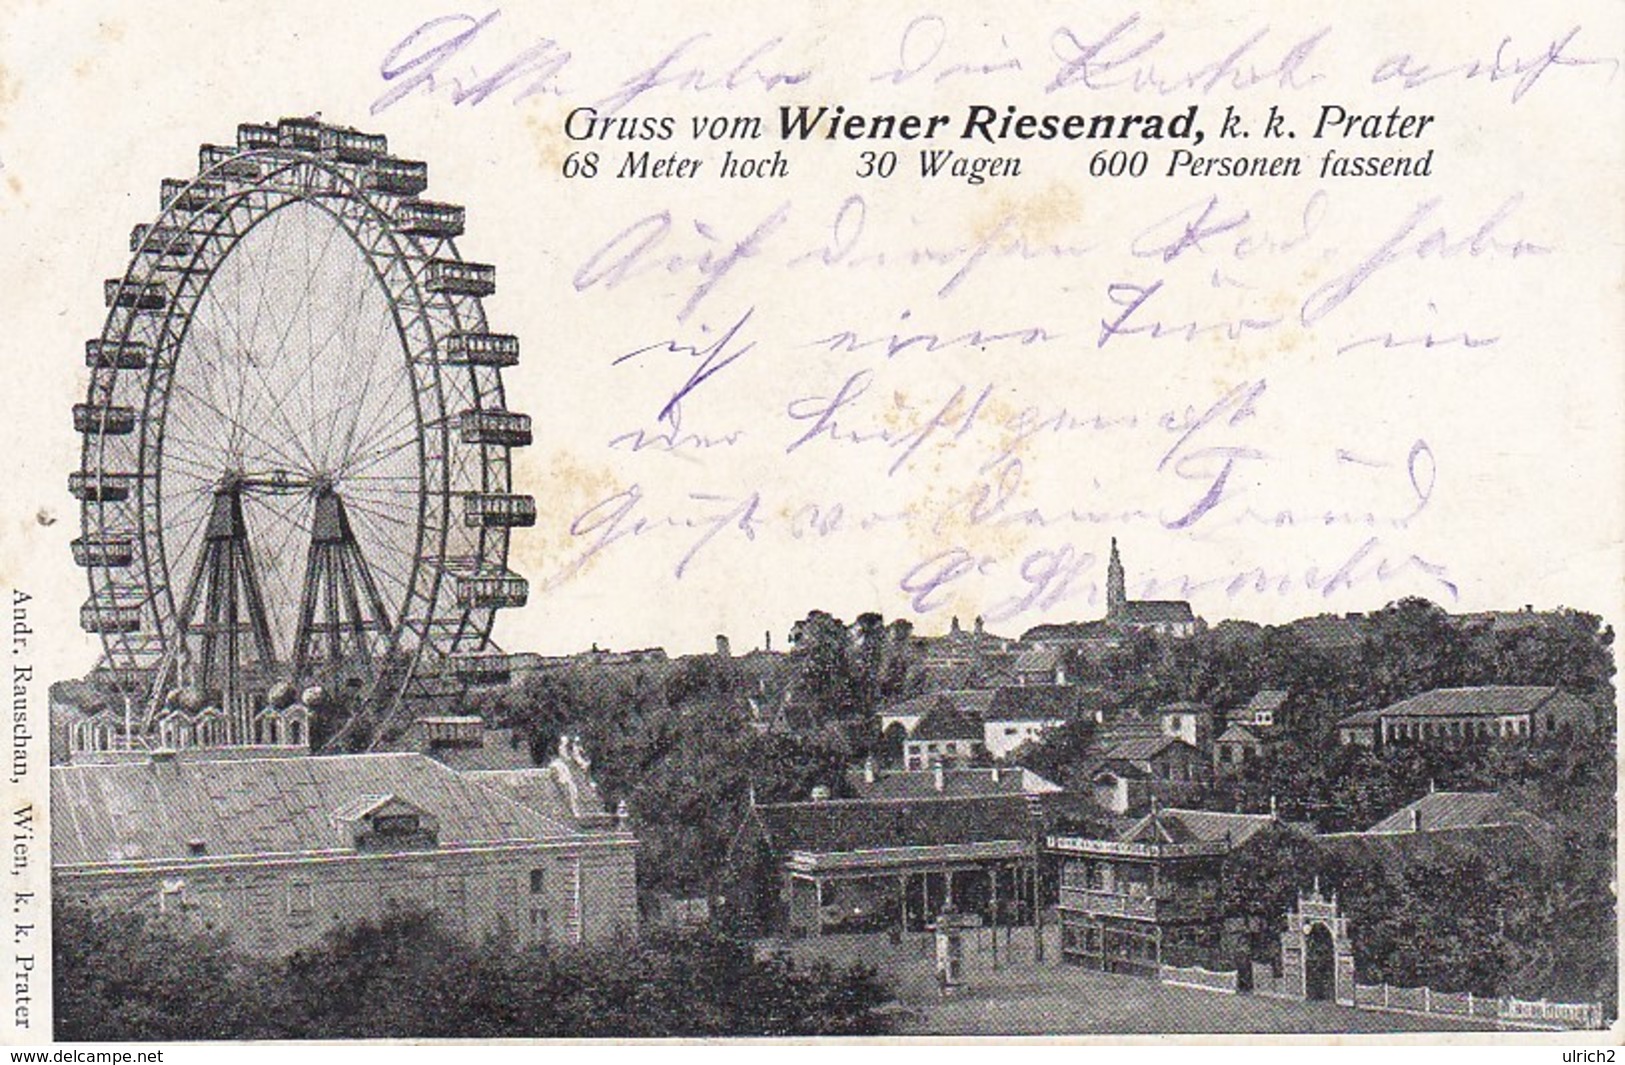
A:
[1244, 690, 1289, 712]
[1363, 790, 1551, 836]
[1114, 600, 1196, 625]
[52, 752, 578, 867]
[1352, 686, 1585, 723]
[910, 700, 985, 741]
[752, 794, 1038, 855]
[847, 765, 1062, 800]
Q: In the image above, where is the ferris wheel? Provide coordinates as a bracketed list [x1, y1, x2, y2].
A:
[72, 117, 534, 750]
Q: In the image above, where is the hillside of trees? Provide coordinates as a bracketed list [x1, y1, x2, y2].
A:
[462, 598, 1614, 1011]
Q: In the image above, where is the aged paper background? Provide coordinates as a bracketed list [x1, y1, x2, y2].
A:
[0, 0, 1620, 1043]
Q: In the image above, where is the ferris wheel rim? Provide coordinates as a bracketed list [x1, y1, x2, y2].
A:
[73, 119, 531, 727]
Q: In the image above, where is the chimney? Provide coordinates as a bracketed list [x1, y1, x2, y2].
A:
[1410, 807, 1422, 832]
[616, 799, 631, 829]
[863, 756, 876, 784]
[715, 634, 732, 658]
[974, 616, 984, 635]
[991, 764, 1002, 784]
[810, 785, 830, 802]
[933, 763, 945, 792]
[950, 616, 961, 634]
[1269, 794, 1278, 819]
[764, 629, 772, 652]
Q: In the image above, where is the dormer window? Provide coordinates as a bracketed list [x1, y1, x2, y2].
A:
[333, 795, 439, 851]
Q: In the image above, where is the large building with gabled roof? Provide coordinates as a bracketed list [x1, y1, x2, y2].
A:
[52, 750, 637, 954]
[1336, 685, 1597, 748]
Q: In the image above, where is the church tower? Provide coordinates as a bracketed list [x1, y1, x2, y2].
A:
[1106, 538, 1126, 619]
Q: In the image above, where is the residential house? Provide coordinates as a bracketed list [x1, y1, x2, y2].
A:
[1240, 689, 1289, 730]
[1359, 787, 1552, 845]
[916, 615, 1019, 690]
[884, 685, 1082, 764]
[902, 700, 985, 769]
[1336, 686, 1596, 748]
[1019, 620, 1123, 654]
[1157, 701, 1214, 752]
[1285, 614, 1365, 659]
[1013, 645, 1069, 687]
[1086, 735, 1209, 814]
[1317, 794, 1552, 873]
[1213, 724, 1266, 776]
[52, 751, 638, 955]
[1087, 759, 1152, 816]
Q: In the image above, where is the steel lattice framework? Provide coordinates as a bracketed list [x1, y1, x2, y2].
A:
[72, 117, 535, 750]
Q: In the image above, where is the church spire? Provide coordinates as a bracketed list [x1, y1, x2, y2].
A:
[1106, 537, 1126, 618]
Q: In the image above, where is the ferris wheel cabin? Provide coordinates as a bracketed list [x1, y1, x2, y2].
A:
[396, 200, 465, 239]
[444, 332, 520, 367]
[85, 339, 151, 370]
[73, 403, 138, 436]
[463, 493, 537, 528]
[71, 537, 135, 569]
[426, 259, 496, 297]
[103, 279, 167, 311]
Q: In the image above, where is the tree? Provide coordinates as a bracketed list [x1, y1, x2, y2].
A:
[789, 610, 861, 722]
[57, 902, 899, 1038]
[54, 901, 287, 1041]
[1217, 826, 1330, 966]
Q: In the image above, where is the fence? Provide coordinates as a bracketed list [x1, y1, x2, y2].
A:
[1353, 983, 1604, 1030]
[1159, 963, 1239, 994]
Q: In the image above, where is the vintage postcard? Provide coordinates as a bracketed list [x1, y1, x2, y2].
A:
[0, 0, 1620, 1047]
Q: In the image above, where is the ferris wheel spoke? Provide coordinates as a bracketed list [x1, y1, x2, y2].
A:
[338, 517, 413, 598]
[340, 493, 416, 531]
[338, 424, 421, 481]
[338, 390, 423, 474]
[326, 315, 401, 473]
[232, 340, 325, 473]
[174, 345, 318, 476]
[245, 496, 319, 638]
[160, 492, 224, 597]
[338, 432, 418, 481]
[168, 378, 313, 474]
[260, 206, 350, 445]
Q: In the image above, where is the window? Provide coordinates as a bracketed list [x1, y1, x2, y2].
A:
[530, 869, 546, 894]
[287, 881, 314, 917]
[373, 813, 420, 836]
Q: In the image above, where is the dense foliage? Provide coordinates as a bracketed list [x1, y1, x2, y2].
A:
[55, 904, 895, 1040]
